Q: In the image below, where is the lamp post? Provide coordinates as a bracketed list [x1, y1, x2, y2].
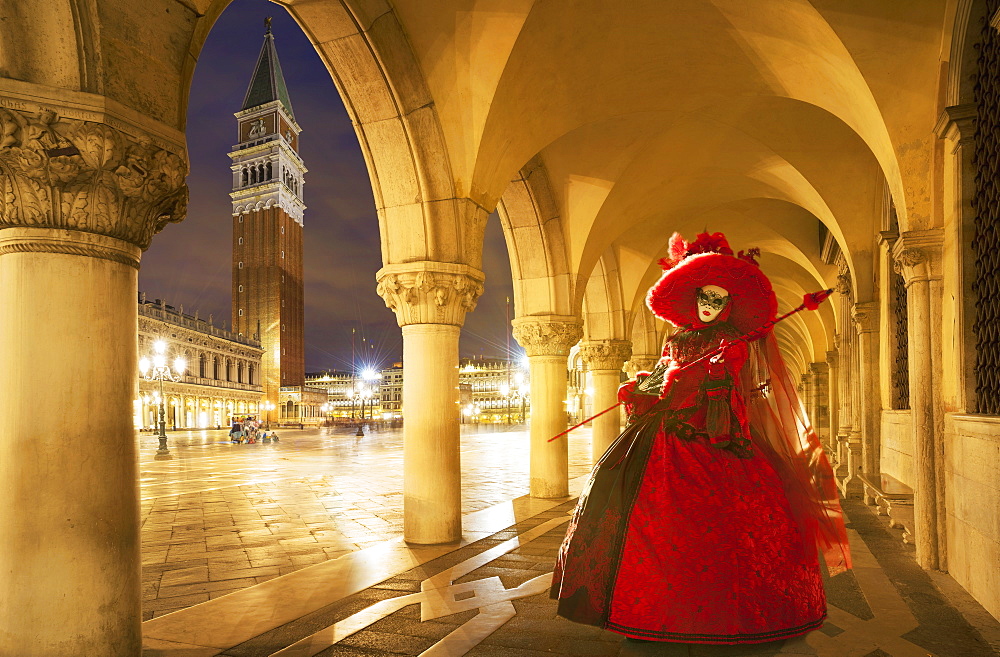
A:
[321, 402, 333, 426]
[139, 340, 185, 455]
[261, 400, 275, 430]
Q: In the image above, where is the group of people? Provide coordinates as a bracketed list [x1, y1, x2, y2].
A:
[229, 416, 277, 444]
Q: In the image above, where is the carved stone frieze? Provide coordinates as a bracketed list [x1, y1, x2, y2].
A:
[0, 107, 188, 250]
[511, 317, 583, 357]
[375, 262, 485, 326]
[579, 339, 633, 371]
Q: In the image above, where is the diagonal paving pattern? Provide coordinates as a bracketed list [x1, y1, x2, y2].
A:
[139, 425, 594, 619]
[140, 427, 1000, 657]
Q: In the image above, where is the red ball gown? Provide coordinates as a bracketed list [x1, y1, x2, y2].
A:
[550, 322, 847, 644]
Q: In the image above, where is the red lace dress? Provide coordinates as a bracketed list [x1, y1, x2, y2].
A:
[550, 323, 827, 643]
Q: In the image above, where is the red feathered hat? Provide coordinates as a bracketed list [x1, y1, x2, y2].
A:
[646, 231, 777, 335]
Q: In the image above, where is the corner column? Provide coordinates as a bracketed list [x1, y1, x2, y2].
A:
[893, 233, 944, 569]
[834, 266, 863, 497]
[579, 340, 632, 463]
[809, 362, 829, 444]
[853, 302, 881, 491]
[512, 316, 583, 498]
[377, 262, 484, 544]
[826, 351, 840, 455]
[0, 103, 187, 656]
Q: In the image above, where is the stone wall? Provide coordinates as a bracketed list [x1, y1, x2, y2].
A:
[945, 413, 1000, 620]
[880, 410, 914, 485]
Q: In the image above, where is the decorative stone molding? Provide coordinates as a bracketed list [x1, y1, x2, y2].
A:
[0, 107, 188, 250]
[375, 261, 485, 326]
[809, 361, 829, 375]
[511, 316, 583, 357]
[0, 226, 142, 269]
[579, 339, 633, 371]
[934, 104, 976, 149]
[852, 302, 879, 334]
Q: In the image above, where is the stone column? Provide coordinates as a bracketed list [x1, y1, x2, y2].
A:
[853, 302, 881, 500]
[512, 316, 583, 498]
[826, 351, 839, 454]
[802, 373, 815, 429]
[579, 340, 632, 463]
[835, 267, 863, 497]
[893, 233, 944, 569]
[809, 362, 829, 443]
[0, 104, 187, 656]
[376, 262, 484, 544]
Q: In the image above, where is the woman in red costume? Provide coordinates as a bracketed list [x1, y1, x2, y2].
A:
[550, 232, 851, 644]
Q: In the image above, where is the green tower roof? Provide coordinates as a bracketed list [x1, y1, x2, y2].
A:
[241, 23, 295, 120]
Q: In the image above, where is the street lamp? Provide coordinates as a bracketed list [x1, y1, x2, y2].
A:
[139, 340, 185, 455]
[261, 400, 275, 429]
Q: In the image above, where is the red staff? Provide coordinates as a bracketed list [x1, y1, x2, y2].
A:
[548, 289, 834, 442]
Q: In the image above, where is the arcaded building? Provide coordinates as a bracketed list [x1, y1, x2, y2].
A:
[2, 2, 1000, 654]
[136, 295, 263, 429]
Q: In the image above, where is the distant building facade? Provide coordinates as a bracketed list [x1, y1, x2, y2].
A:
[136, 296, 263, 429]
[459, 357, 529, 422]
[380, 364, 403, 417]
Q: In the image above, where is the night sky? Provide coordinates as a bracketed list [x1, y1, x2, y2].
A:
[139, 0, 517, 374]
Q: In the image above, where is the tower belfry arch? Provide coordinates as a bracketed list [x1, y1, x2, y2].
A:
[231, 23, 307, 407]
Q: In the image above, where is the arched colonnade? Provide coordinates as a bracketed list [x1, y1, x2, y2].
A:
[0, 0, 998, 653]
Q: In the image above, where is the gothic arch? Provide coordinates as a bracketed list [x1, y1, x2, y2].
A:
[496, 156, 575, 318]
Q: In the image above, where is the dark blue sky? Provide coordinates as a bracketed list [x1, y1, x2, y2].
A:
[139, 0, 516, 372]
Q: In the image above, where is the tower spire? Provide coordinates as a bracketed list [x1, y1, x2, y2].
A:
[242, 20, 294, 119]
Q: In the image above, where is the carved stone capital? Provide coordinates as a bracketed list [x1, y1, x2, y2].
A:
[852, 302, 879, 334]
[809, 361, 829, 376]
[0, 107, 188, 250]
[511, 316, 583, 357]
[626, 355, 661, 377]
[375, 262, 485, 327]
[892, 247, 926, 275]
[892, 229, 943, 284]
[579, 339, 633, 371]
[826, 350, 838, 368]
[835, 271, 852, 296]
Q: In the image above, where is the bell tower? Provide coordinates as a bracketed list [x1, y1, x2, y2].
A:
[230, 18, 306, 408]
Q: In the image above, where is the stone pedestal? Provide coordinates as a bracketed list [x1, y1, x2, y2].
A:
[377, 261, 484, 544]
[0, 103, 187, 656]
[579, 340, 632, 463]
[512, 316, 583, 498]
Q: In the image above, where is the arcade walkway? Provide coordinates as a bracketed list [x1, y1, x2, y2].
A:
[138, 427, 1000, 657]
